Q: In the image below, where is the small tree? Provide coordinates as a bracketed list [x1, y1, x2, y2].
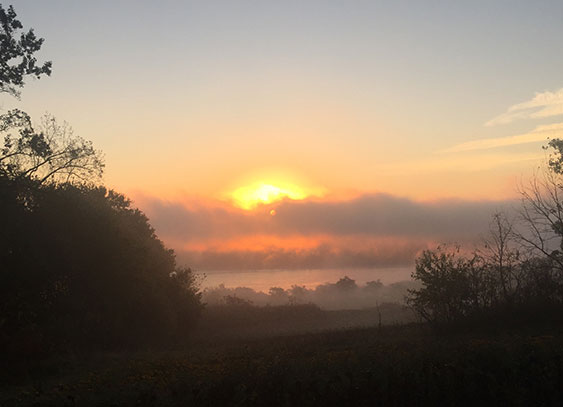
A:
[335, 276, 358, 291]
[478, 212, 521, 305]
[407, 246, 483, 323]
[269, 287, 290, 305]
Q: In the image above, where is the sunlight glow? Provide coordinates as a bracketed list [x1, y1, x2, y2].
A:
[231, 182, 307, 210]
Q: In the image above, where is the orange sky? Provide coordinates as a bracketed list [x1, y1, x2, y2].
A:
[10, 2, 563, 271]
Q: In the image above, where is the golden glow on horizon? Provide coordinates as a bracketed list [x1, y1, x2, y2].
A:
[177, 234, 423, 252]
[231, 182, 307, 210]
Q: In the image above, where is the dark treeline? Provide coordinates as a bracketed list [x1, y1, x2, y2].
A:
[1, 181, 203, 352]
[0, 5, 202, 357]
[202, 277, 416, 310]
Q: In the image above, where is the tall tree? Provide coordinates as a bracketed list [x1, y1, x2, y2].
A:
[0, 4, 51, 98]
[0, 5, 103, 184]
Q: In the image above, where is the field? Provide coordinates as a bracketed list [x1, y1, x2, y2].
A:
[2, 306, 563, 406]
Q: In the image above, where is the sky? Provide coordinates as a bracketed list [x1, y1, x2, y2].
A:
[8, 0, 563, 271]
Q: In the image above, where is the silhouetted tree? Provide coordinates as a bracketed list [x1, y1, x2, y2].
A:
[0, 5, 101, 185]
[407, 246, 481, 323]
[514, 139, 563, 273]
[510, 139, 563, 305]
[223, 295, 253, 307]
[0, 5, 202, 354]
[516, 169, 563, 269]
[365, 280, 383, 291]
[289, 285, 308, 304]
[0, 4, 52, 98]
[1, 112, 104, 184]
[269, 287, 290, 305]
[335, 276, 358, 291]
[478, 212, 521, 305]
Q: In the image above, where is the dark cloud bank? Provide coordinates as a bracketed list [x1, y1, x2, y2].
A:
[141, 193, 517, 270]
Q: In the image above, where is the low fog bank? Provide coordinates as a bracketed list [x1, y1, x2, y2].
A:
[177, 243, 421, 271]
[148, 193, 516, 270]
[202, 276, 418, 310]
[192, 276, 418, 340]
[145, 193, 514, 242]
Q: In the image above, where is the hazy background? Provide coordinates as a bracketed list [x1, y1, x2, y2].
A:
[9, 0, 563, 282]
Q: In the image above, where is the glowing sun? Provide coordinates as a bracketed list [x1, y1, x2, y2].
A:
[231, 182, 307, 210]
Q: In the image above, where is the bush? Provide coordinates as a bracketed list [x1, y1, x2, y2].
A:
[406, 247, 482, 323]
[407, 245, 563, 326]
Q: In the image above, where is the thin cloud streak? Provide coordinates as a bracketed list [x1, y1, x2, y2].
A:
[176, 242, 426, 271]
[441, 122, 563, 153]
[486, 88, 563, 126]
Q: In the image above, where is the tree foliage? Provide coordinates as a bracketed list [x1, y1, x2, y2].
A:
[546, 138, 563, 175]
[407, 246, 484, 323]
[407, 141, 563, 325]
[1, 111, 104, 184]
[0, 4, 51, 98]
[1, 183, 202, 351]
[0, 4, 202, 353]
[0, 5, 101, 186]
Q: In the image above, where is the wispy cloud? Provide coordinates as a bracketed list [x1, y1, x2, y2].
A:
[441, 122, 563, 153]
[486, 88, 563, 126]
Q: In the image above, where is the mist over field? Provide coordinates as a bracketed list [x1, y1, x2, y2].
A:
[200, 266, 414, 291]
[202, 276, 417, 310]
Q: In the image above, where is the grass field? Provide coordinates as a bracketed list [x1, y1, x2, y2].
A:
[2, 306, 563, 406]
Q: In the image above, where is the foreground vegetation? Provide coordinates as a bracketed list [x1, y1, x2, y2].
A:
[193, 302, 414, 340]
[2, 321, 563, 406]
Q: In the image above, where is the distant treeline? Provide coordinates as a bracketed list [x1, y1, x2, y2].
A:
[203, 277, 417, 310]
